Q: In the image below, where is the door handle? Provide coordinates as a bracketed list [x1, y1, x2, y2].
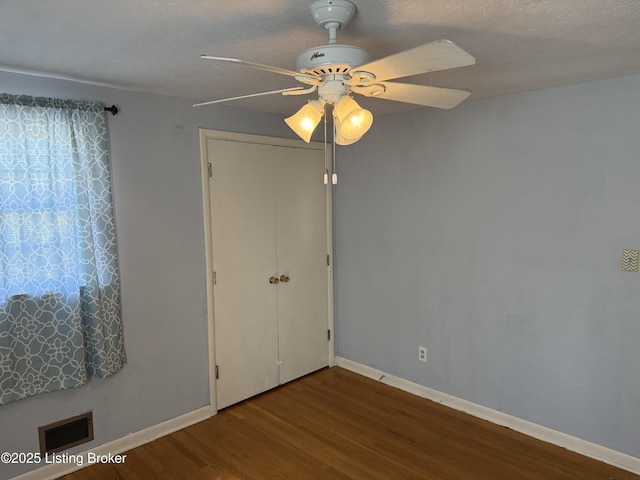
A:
[269, 276, 279, 284]
[279, 275, 290, 283]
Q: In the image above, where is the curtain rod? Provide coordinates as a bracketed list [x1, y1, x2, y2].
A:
[104, 105, 119, 115]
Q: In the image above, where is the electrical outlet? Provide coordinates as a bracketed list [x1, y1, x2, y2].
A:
[418, 346, 427, 363]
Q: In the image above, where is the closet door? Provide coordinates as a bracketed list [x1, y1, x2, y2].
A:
[274, 146, 329, 384]
[209, 139, 280, 410]
[208, 138, 329, 410]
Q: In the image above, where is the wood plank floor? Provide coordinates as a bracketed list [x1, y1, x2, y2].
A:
[60, 367, 638, 480]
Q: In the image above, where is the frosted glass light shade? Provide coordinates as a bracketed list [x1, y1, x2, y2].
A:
[334, 127, 362, 146]
[285, 100, 324, 143]
[334, 96, 373, 140]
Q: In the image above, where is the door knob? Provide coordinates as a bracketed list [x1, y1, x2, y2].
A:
[269, 276, 279, 284]
[279, 275, 290, 283]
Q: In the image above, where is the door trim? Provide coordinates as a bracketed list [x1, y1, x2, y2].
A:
[199, 129, 334, 416]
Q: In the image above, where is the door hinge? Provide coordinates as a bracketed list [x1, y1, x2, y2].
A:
[215, 365, 219, 379]
[208, 163, 212, 178]
[327, 254, 330, 266]
[213, 271, 217, 285]
[327, 329, 331, 341]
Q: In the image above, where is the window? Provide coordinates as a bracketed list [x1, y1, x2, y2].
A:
[0, 94, 125, 404]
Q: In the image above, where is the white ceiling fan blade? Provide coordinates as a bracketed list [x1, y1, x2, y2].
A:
[373, 82, 471, 109]
[349, 40, 475, 83]
[193, 87, 304, 107]
[200, 55, 318, 82]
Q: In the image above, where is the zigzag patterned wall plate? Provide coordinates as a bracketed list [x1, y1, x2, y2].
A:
[621, 249, 639, 272]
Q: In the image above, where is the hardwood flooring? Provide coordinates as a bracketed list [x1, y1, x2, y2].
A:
[60, 367, 638, 479]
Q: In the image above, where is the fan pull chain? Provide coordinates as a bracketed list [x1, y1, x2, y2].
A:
[332, 122, 337, 185]
[323, 109, 329, 185]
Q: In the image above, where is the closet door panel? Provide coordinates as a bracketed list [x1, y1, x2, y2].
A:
[274, 146, 329, 384]
[209, 140, 279, 409]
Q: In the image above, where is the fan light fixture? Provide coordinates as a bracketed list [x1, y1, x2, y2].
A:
[284, 100, 326, 143]
[333, 96, 373, 140]
[285, 95, 372, 144]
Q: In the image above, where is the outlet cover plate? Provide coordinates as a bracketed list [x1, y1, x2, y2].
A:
[418, 346, 427, 362]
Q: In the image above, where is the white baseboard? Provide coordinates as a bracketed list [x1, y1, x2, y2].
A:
[11, 406, 211, 480]
[335, 356, 640, 476]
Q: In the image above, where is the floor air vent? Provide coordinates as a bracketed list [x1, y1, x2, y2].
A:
[38, 412, 94, 454]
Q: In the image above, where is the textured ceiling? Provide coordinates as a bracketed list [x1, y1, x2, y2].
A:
[2, 0, 640, 116]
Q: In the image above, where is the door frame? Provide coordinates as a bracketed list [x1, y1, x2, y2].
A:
[199, 129, 335, 416]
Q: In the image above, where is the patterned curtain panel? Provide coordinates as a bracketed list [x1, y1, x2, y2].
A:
[0, 94, 125, 404]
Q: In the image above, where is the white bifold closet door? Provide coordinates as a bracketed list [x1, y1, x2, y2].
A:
[208, 138, 329, 410]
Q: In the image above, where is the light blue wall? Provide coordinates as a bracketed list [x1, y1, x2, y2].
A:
[0, 70, 296, 478]
[334, 74, 640, 458]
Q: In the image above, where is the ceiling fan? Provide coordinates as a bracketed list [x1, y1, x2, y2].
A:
[196, 0, 475, 145]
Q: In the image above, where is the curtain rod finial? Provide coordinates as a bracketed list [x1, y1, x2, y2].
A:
[104, 105, 119, 115]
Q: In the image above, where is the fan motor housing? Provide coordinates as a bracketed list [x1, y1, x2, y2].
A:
[296, 44, 370, 77]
